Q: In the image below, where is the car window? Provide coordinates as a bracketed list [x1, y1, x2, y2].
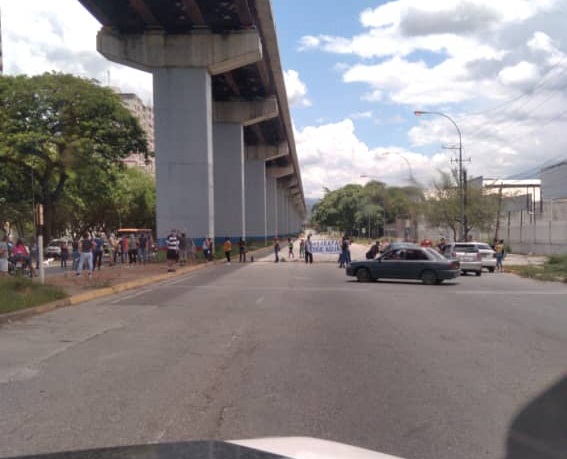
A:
[425, 248, 446, 261]
[453, 245, 478, 253]
[477, 243, 492, 250]
[382, 249, 404, 260]
[405, 249, 429, 260]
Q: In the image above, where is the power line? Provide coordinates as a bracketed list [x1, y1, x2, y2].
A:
[467, 54, 567, 117]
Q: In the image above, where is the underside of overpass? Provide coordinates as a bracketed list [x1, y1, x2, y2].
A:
[78, 0, 306, 242]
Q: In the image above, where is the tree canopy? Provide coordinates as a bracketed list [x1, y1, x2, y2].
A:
[424, 171, 499, 241]
[0, 73, 149, 240]
[311, 181, 422, 236]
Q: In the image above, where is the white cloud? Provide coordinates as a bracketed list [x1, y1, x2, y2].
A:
[295, 119, 449, 198]
[283, 69, 312, 107]
[498, 61, 540, 87]
[295, 0, 567, 182]
[1, 0, 153, 102]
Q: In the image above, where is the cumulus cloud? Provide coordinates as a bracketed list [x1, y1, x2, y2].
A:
[498, 61, 540, 87]
[295, 119, 448, 198]
[297, 0, 567, 181]
[299, 0, 563, 108]
[283, 69, 312, 107]
[1, 0, 153, 102]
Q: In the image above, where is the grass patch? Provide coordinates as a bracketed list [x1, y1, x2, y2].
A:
[0, 277, 68, 315]
[509, 254, 567, 282]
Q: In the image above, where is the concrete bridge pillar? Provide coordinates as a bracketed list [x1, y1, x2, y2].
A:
[266, 172, 278, 239]
[97, 29, 262, 241]
[213, 98, 278, 242]
[244, 159, 267, 242]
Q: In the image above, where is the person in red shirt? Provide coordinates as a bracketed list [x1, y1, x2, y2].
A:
[11, 239, 35, 275]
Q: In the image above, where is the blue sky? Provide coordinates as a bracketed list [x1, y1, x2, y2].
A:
[274, 0, 411, 147]
[1, 0, 567, 197]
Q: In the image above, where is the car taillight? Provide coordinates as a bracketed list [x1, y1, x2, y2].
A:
[450, 261, 459, 269]
[451, 252, 457, 258]
[476, 253, 481, 261]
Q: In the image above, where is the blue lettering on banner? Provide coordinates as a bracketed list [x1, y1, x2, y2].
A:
[311, 240, 341, 254]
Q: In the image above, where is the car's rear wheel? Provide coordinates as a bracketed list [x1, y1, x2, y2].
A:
[488, 267, 495, 273]
[421, 270, 437, 285]
[356, 268, 372, 282]
[475, 270, 482, 277]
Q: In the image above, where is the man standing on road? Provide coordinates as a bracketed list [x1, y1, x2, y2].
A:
[60, 241, 69, 270]
[495, 240, 505, 272]
[76, 233, 94, 278]
[274, 238, 280, 263]
[166, 230, 179, 272]
[93, 233, 104, 271]
[138, 232, 148, 265]
[178, 232, 187, 265]
[288, 238, 294, 259]
[304, 235, 313, 264]
[223, 237, 232, 265]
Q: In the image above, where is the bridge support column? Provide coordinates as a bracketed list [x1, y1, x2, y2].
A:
[154, 67, 214, 239]
[96, 29, 262, 242]
[277, 184, 286, 237]
[245, 159, 267, 242]
[213, 123, 245, 241]
[213, 98, 277, 241]
[266, 173, 278, 239]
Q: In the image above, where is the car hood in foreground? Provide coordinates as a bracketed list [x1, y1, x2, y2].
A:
[4, 438, 403, 459]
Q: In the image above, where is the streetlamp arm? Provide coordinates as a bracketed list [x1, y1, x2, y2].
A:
[414, 111, 462, 147]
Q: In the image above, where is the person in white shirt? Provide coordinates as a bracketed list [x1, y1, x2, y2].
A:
[304, 235, 313, 264]
[166, 230, 179, 272]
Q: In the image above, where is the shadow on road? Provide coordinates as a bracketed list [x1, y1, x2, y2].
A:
[345, 279, 459, 287]
[505, 374, 567, 459]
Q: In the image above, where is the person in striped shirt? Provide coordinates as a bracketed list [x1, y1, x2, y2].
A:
[166, 230, 179, 272]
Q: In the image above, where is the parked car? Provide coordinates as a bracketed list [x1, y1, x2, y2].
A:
[346, 244, 460, 285]
[469, 242, 497, 272]
[45, 238, 71, 259]
[443, 242, 483, 276]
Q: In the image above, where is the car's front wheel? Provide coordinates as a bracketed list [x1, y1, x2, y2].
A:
[356, 268, 372, 282]
[421, 270, 437, 285]
[475, 270, 482, 277]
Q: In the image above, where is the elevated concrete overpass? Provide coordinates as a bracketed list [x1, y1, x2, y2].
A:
[77, 0, 306, 242]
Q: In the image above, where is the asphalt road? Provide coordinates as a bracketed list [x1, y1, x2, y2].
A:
[1, 260, 566, 459]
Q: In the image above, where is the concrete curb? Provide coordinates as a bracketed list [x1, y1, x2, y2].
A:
[0, 245, 274, 327]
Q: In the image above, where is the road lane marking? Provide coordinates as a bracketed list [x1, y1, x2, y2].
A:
[456, 290, 567, 295]
[110, 289, 152, 304]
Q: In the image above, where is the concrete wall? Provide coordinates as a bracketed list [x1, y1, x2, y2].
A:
[417, 200, 567, 255]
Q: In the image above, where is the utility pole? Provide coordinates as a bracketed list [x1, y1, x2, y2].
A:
[36, 204, 45, 284]
[415, 111, 467, 240]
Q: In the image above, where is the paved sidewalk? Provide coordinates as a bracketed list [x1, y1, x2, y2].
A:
[41, 260, 206, 296]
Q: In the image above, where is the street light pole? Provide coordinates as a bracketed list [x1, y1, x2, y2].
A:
[414, 110, 465, 241]
[383, 152, 415, 184]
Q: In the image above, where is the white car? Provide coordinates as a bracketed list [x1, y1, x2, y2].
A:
[444, 242, 483, 276]
[471, 242, 497, 272]
[45, 238, 71, 259]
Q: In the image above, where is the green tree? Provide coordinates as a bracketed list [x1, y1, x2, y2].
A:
[424, 171, 498, 241]
[311, 181, 421, 236]
[0, 73, 147, 241]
